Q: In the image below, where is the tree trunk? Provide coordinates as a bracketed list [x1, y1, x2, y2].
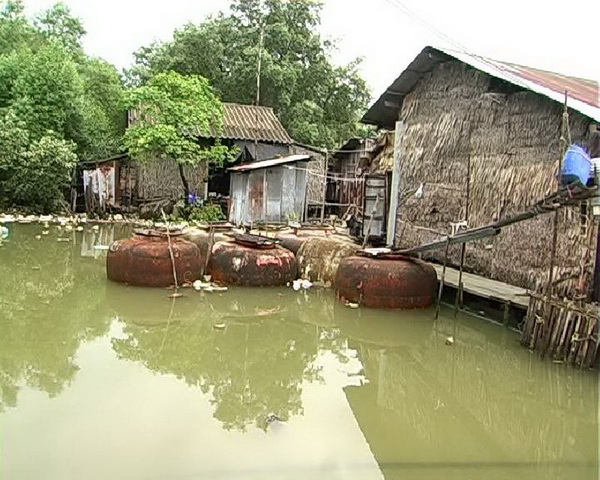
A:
[178, 163, 190, 203]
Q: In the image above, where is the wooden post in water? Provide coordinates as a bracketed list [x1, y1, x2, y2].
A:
[386, 121, 404, 247]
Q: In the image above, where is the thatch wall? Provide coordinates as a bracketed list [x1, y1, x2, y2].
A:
[134, 158, 208, 203]
[394, 61, 598, 295]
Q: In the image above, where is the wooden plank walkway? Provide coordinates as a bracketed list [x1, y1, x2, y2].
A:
[430, 263, 529, 309]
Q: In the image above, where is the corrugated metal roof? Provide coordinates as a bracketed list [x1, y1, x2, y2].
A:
[218, 103, 292, 144]
[362, 46, 600, 128]
[228, 154, 311, 172]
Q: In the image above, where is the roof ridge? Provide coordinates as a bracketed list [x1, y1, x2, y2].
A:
[223, 102, 275, 111]
[435, 46, 596, 85]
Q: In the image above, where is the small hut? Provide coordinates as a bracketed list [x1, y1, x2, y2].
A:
[78, 103, 296, 214]
[360, 46, 600, 298]
[228, 154, 312, 225]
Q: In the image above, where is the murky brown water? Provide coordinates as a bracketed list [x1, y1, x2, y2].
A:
[0, 224, 598, 480]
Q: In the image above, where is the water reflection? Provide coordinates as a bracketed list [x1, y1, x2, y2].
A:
[0, 225, 114, 411]
[0, 224, 597, 480]
[109, 286, 326, 431]
[342, 308, 599, 480]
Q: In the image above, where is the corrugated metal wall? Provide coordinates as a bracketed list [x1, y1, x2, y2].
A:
[228, 161, 308, 225]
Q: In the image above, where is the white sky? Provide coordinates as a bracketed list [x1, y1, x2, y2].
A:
[22, 0, 600, 100]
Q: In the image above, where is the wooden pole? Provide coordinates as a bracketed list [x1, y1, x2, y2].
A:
[541, 92, 570, 356]
[320, 150, 329, 225]
[454, 152, 471, 317]
[386, 121, 404, 246]
[434, 237, 450, 320]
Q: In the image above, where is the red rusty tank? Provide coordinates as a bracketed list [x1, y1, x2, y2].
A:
[208, 237, 297, 287]
[107, 229, 204, 287]
[334, 255, 437, 309]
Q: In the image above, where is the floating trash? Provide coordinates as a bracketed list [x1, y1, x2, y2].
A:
[344, 302, 360, 309]
[213, 322, 226, 330]
[42, 230, 49, 235]
[292, 278, 313, 291]
[192, 280, 212, 291]
[76, 226, 84, 232]
[1, 226, 8, 239]
[445, 336, 455, 346]
[57, 238, 71, 243]
[93, 245, 109, 251]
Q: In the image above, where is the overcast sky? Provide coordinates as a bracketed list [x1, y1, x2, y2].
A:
[23, 0, 600, 100]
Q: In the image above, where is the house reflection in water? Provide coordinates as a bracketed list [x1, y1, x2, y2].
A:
[341, 310, 599, 480]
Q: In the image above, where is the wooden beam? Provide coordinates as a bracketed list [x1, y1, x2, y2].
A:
[386, 121, 404, 246]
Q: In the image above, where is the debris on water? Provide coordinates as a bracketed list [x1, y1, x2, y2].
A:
[193, 280, 211, 291]
[213, 322, 226, 330]
[167, 292, 184, 299]
[93, 245, 109, 250]
[76, 226, 84, 232]
[345, 302, 360, 309]
[35, 235, 41, 240]
[445, 336, 455, 346]
[91, 225, 100, 231]
[42, 230, 49, 235]
[203, 274, 212, 282]
[292, 278, 313, 291]
[266, 413, 282, 424]
[57, 238, 71, 243]
[193, 280, 227, 292]
[1, 225, 8, 239]
[31, 266, 41, 270]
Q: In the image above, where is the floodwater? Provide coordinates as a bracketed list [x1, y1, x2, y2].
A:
[0, 224, 597, 480]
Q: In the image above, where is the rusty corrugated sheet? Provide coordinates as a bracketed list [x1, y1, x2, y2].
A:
[363, 46, 600, 128]
[220, 103, 292, 144]
[492, 61, 598, 108]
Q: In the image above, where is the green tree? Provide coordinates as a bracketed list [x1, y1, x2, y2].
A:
[0, 0, 42, 54]
[78, 57, 126, 159]
[0, 111, 77, 212]
[128, 0, 371, 148]
[34, 1, 85, 55]
[0, 2, 125, 161]
[123, 71, 235, 201]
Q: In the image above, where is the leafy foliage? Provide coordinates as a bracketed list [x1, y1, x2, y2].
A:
[0, 1, 125, 211]
[128, 0, 371, 148]
[0, 111, 77, 213]
[34, 1, 86, 55]
[0, 1, 124, 158]
[123, 71, 237, 199]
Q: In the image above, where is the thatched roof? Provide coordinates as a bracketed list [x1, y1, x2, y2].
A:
[363, 46, 600, 129]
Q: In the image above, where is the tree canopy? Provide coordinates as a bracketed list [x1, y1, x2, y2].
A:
[123, 71, 235, 200]
[0, 0, 125, 210]
[128, 0, 371, 149]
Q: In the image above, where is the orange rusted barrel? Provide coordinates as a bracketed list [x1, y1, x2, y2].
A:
[208, 241, 297, 286]
[334, 255, 437, 309]
[107, 229, 203, 287]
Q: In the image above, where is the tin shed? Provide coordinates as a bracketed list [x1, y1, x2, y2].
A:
[228, 154, 311, 225]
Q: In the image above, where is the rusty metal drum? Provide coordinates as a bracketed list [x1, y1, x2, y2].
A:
[107, 229, 204, 287]
[334, 255, 437, 309]
[208, 241, 297, 286]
